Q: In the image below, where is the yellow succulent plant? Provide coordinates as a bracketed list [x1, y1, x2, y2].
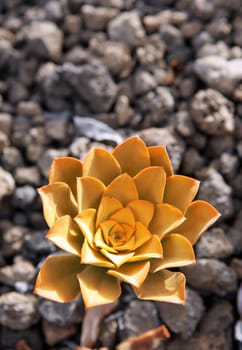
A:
[34, 136, 220, 308]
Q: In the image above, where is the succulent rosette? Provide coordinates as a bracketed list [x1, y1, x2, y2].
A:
[35, 136, 220, 308]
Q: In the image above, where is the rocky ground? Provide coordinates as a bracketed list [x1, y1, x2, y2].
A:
[0, 0, 242, 349]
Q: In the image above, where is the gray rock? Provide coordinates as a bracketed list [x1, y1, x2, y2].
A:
[13, 185, 36, 208]
[82, 5, 118, 30]
[0, 167, 15, 201]
[160, 24, 185, 51]
[133, 69, 156, 96]
[0, 292, 40, 330]
[44, 0, 63, 22]
[231, 258, 242, 279]
[194, 56, 242, 94]
[69, 136, 90, 159]
[2, 226, 29, 257]
[14, 166, 41, 186]
[174, 111, 196, 138]
[214, 152, 239, 181]
[64, 15, 82, 34]
[120, 300, 160, 340]
[191, 0, 216, 20]
[191, 89, 234, 135]
[0, 130, 9, 151]
[138, 127, 185, 172]
[197, 167, 233, 219]
[103, 42, 133, 78]
[181, 147, 204, 175]
[73, 116, 122, 144]
[108, 11, 145, 47]
[38, 299, 83, 327]
[136, 34, 165, 67]
[0, 257, 35, 287]
[114, 95, 134, 126]
[24, 232, 56, 257]
[0, 113, 12, 135]
[181, 259, 237, 296]
[44, 111, 70, 142]
[24, 21, 63, 61]
[156, 288, 205, 339]
[62, 61, 117, 113]
[195, 228, 234, 259]
[17, 101, 42, 117]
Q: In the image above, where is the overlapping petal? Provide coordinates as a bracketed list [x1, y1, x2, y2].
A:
[134, 270, 185, 304]
[77, 266, 121, 308]
[104, 173, 138, 206]
[77, 176, 105, 212]
[112, 136, 150, 176]
[46, 215, 83, 255]
[127, 200, 154, 226]
[130, 235, 163, 262]
[74, 209, 96, 247]
[38, 183, 78, 227]
[150, 234, 195, 272]
[175, 200, 221, 244]
[83, 148, 121, 185]
[96, 197, 123, 227]
[107, 261, 150, 288]
[149, 203, 185, 239]
[148, 146, 173, 177]
[164, 175, 200, 212]
[81, 239, 115, 268]
[34, 254, 83, 303]
[134, 167, 166, 203]
[49, 157, 83, 199]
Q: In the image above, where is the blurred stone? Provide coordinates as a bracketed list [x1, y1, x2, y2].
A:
[0, 112, 12, 135]
[0, 326, 43, 350]
[0, 256, 35, 287]
[0, 166, 15, 201]
[230, 258, 242, 279]
[195, 227, 234, 258]
[2, 226, 29, 257]
[0, 292, 40, 330]
[42, 319, 77, 346]
[191, 89, 234, 135]
[133, 69, 156, 96]
[157, 288, 205, 339]
[181, 259, 237, 296]
[44, 111, 70, 142]
[82, 5, 118, 30]
[12, 185, 36, 208]
[24, 231, 56, 257]
[181, 148, 204, 175]
[24, 21, 63, 61]
[103, 41, 133, 78]
[108, 11, 145, 47]
[115, 95, 134, 126]
[15, 166, 41, 186]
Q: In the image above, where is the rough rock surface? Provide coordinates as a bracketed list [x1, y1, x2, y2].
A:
[0, 0, 241, 348]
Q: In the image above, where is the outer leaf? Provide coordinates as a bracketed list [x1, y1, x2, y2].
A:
[49, 157, 83, 199]
[150, 234, 195, 272]
[77, 176, 105, 212]
[77, 266, 121, 308]
[127, 200, 154, 227]
[149, 203, 185, 239]
[38, 183, 78, 227]
[134, 270, 185, 304]
[148, 145, 173, 177]
[112, 136, 150, 176]
[175, 200, 221, 244]
[46, 215, 83, 255]
[104, 174, 138, 206]
[134, 167, 166, 204]
[83, 148, 121, 185]
[74, 209, 96, 247]
[164, 175, 200, 212]
[107, 261, 150, 288]
[34, 254, 82, 302]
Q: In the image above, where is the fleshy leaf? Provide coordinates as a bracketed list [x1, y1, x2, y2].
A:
[104, 174, 138, 206]
[110, 207, 135, 227]
[34, 254, 82, 302]
[74, 209, 96, 247]
[151, 234, 195, 272]
[130, 235, 163, 262]
[148, 146, 173, 177]
[83, 148, 121, 185]
[100, 249, 135, 268]
[77, 266, 121, 308]
[49, 157, 83, 199]
[38, 183, 78, 227]
[134, 221, 152, 249]
[96, 196, 123, 227]
[164, 175, 200, 212]
[149, 203, 185, 239]
[107, 261, 150, 288]
[134, 270, 185, 303]
[46, 215, 83, 255]
[127, 200, 154, 227]
[81, 239, 115, 268]
[77, 176, 105, 212]
[112, 136, 150, 177]
[175, 200, 221, 244]
[134, 167, 166, 203]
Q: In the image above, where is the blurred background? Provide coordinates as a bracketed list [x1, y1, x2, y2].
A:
[0, 0, 242, 349]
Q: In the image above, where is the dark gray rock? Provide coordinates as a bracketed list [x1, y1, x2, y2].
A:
[82, 5, 118, 30]
[157, 288, 205, 339]
[181, 259, 237, 296]
[0, 256, 35, 287]
[0, 292, 40, 330]
[13, 185, 36, 208]
[62, 61, 117, 113]
[2, 226, 29, 257]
